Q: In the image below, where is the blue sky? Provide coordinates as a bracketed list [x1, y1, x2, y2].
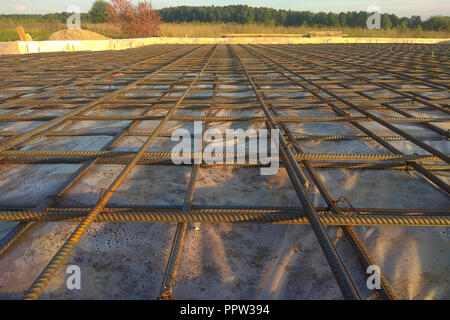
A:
[1, 0, 449, 18]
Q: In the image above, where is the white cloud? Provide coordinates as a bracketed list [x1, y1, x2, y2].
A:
[15, 4, 27, 11]
[2, 2, 27, 12]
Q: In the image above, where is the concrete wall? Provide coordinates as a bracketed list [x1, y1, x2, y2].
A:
[0, 37, 449, 55]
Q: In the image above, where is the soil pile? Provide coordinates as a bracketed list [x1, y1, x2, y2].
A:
[48, 29, 109, 41]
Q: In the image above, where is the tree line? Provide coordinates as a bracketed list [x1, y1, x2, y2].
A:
[159, 5, 449, 31]
[1, 4, 449, 32]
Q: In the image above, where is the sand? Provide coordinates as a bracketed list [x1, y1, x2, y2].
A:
[48, 29, 109, 41]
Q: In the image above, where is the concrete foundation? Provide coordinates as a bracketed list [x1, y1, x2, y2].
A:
[0, 37, 449, 55]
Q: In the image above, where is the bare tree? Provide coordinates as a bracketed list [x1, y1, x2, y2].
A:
[108, 0, 161, 38]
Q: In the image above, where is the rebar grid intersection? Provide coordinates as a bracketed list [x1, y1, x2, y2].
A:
[0, 43, 448, 300]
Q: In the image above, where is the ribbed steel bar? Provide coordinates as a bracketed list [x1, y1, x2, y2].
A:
[42, 131, 447, 141]
[382, 103, 448, 138]
[247, 44, 450, 194]
[0, 45, 185, 109]
[259, 45, 449, 125]
[279, 45, 450, 142]
[0, 48, 205, 258]
[1, 150, 441, 161]
[235, 43, 438, 298]
[296, 44, 449, 90]
[1, 115, 449, 122]
[0, 46, 200, 153]
[240, 44, 447, 299]
[0, 51, 111, 91]
[0, 44, 447, 300]
[273, 103, 397, 299]
[0, 209, 448, 226]
[272, 100, 397, 299]
[0, 221, 33, 256]
[159, 46, 220, 300]
[0, 50, 160, 103]
[273, 44, 450, 115]
[231, 44, 360, 300]
[0, 105, 156, 258]
[3, 205, 448, 214]
[23, 45, 217, 300]
[2, 157, 449, 170]
[278, 46, 450, 195]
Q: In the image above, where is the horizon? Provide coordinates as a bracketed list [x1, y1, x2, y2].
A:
[1, 1, 450, 19]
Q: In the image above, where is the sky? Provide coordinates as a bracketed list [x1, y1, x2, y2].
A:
[1, 0, 449, 18]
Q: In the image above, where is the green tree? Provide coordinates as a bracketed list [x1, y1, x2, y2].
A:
[398, 20, 409, 32]
[327, 12, 338, 26]
[338, 12, 347, 26]
[89, 0, 110, 23]
[314, 12, 328, 26]
[381, 14, 392, 29]
[408, 15, 422, 29]
[423, 16, 450, 32]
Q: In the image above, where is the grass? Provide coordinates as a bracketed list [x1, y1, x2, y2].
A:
[0, 20, 123, 41]
[81, 23, 123, 39]
[0, 19, 63, 41]
[159, 22, 450, 38]
[0, 21, 448, 41]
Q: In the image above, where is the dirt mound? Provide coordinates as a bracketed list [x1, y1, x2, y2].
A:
[48, 29, 109, 41]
